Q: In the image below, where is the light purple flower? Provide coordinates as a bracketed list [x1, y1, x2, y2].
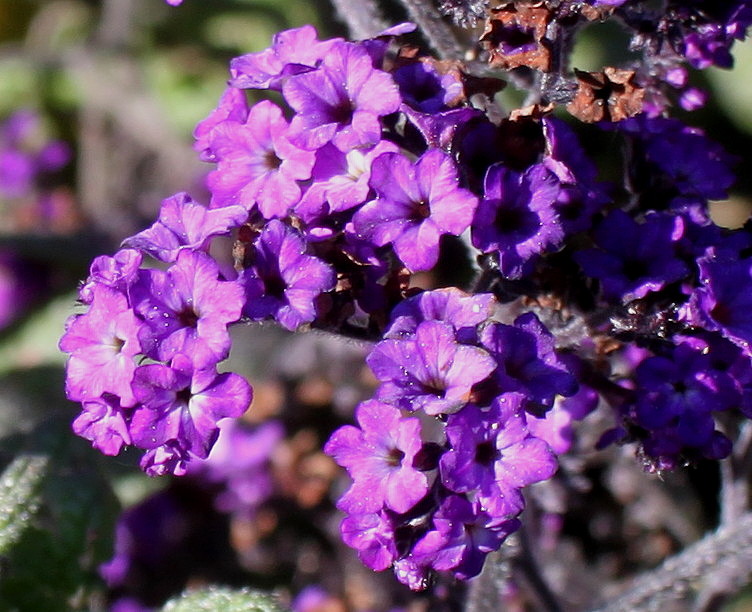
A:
[60, 284, 143, 406]
[325, 399, 428, 514]
[123, 192, 247, 262]
[229, 25, 341, 90]
[283, 40, 401, 151]
[194, 87, 249, 162]
[207, 99, 315, 217]
[130, 354, 252, 464]
[133, 250, 244, 367]
[385, 287, 495, 343]
[78, 249, 143, 304]
[367, 319, 496, 415]
[240, 219, 335, 331]
[295, 140, 399, 221]
[72, 394, 132, 456]
[340, 510, 398, 571]
[352, 149, 478, 272]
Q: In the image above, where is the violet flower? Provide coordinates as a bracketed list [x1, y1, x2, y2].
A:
[471, 163, 563, 279]
[352, 149, 478, 272]
[480, 313, 577, 416]
[130, 354, 252, 468]
[325, 399, 429, 514]
[60, 284, 144, 407]
[123, 192, 247, 262]
[367, 319, 497, 415]
[207, 99, 315, 218]
[440, 394, 558, 518]
[229, 25, 341, 90]
[283, 40, 401, 152]
[240, 219, 335, 331]
[133, 250, 244, 368]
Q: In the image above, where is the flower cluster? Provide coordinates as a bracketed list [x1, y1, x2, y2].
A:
[326, 288, 575, 586]
[63, 2, 752, 591]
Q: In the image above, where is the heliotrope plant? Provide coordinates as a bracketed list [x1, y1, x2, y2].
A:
[60, 0, 752, 594]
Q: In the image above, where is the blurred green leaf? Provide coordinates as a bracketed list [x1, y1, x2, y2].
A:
[0, 453, 47, 556]
[161, 586, 287, 612]
[0, 416, 120, 612]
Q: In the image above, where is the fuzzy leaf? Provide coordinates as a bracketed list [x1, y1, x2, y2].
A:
[161, 586, 287, 612]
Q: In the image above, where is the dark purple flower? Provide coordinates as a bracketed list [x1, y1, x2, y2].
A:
[368, 319, 497, 415]
[207, 99, 315, 217]
[352, 149, 478, 271]
[229, 25, 341, 90]
[325, 399, 429, 514]
[133, 250, 244, 367]
[394, 61, 464, 113]
[411, 495, 520, 580]
[479, 313, 577, 416]
[283, 41, 401, 151]
[471, 163, 563, 279]
[575, 210, 689, 302]
[689, 250, 752, 354]
[60, 284, 144, 406]
[130, 354, 252, 465]
[440, 394, 558, 517]
[123, 192, 247, 262]
[240, 219, 335, 331]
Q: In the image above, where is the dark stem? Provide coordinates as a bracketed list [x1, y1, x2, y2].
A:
[399, 0, 464, 60]
[329, 0, 388, 39]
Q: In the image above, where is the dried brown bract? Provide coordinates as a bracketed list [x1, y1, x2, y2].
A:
[481, 2, 553, 71]
[567, 67, 645, 122]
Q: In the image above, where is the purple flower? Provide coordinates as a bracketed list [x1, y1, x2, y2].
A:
[385, 287, 496, 343]
[207, 99, 315, 218]
[72, 394, 132, 456]
[193, 87, 249, 162]
[60, 284, 144, 406]
[575, 210, 689, 302]
[133, 250, 244, 367]
[189, 420, 283, 516]
[411, 495, 520, 580]
[229, 25, 341, 90]
[283, 41, 401, 151]
[440, 394, 558, 517]
[78, 249, 143, 304]
[123, 192, 247, 262]
[240, 219, 335, 331]
[295, 140, 399, 221]
[367, 319, 497, 415]
[352, 149, 478, 272]
[340, 510, 398, 571]
[325, 399, 429, 514]
[480, 313, 577, 416]
[689, 250, 752, 354]
[130, 354, 252, 465]
[471, 163, 563, 279]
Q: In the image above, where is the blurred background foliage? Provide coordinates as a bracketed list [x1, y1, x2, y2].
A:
[1, 1, 752, 611]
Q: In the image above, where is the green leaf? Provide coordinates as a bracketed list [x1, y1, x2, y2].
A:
[0, 454, 47, 556]
[161, 586, 287, 612]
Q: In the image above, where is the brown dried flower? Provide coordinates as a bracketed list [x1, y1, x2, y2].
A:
[566, 67, 644, 122]
[481, 2, 553, 71]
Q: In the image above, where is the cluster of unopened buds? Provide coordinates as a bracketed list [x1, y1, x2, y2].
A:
[61, 0, 752, 590]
